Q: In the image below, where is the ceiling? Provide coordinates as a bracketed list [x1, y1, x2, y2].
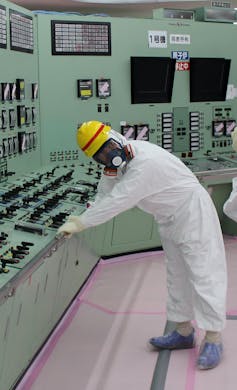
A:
[8, 0, 233, 18]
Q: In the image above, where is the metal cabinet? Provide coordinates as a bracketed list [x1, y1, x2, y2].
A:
[53, 235, 99, 323]
[30, 242, 66, 356]
[99, 208, 161, 257]
[0, 297, 14, 389]
[1, 262, 46, 390]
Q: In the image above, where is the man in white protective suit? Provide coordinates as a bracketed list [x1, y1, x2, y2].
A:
[223, 127, 237, 222]
[58, 121, 227, 370]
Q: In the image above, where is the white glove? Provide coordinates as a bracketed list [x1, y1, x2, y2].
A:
[231, 127, 237, 152]
[57, 215, 85, 238]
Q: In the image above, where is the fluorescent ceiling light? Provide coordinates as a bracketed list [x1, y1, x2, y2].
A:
[73, 0, 204, 3]
[72, 0, 162, 3]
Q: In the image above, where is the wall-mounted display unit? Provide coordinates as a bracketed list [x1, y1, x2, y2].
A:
[190, 57, 231, 102]
[96, 79, 111, 98]
[130, 56, 176, 104]
[77, 79, 93, 99]
[0, 5, 7, 48]
[51, 20, 111, 56]
[9, 10, 34, 53]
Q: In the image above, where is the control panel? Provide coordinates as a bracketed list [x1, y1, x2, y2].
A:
[0, 162, 101, 277]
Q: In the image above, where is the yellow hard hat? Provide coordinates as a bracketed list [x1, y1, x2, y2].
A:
[77, 121, 111, 157]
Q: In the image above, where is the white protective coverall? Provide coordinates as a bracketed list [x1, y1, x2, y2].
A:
[79, 140, 227, 331]
[223, 177, 237, 222]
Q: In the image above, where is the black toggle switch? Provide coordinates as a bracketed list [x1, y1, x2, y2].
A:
[21, 241, 34, 246]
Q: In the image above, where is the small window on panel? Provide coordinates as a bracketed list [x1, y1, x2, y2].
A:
[136, 124, 149, 141]
[212, 121, 225, 137]
[121, 125, 136, 140]
[77, 79, 93, 99]
[96, 79, 111, 98]
[225, 120, 236, 136]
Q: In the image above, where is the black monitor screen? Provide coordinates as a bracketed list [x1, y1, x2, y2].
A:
[130, 56, 176, 104]
[190, 57, 231, 102]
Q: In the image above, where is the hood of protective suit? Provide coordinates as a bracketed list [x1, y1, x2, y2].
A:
[109, 129, 129, 146]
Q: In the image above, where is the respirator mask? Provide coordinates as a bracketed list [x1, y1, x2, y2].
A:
[93, 138, 133, 176]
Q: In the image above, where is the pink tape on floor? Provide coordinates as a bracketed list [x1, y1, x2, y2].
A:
[100, 250, 164, 265]
[227, 309, 237, 316]
[81, 298, 166, 316]
[184, 328, 201, 390]
[77, 259, 103, 300]
[185, 347, 198, 390]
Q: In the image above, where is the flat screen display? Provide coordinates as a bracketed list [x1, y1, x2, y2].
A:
[190, 57, 231, 102]
[130, 56, 176, 104]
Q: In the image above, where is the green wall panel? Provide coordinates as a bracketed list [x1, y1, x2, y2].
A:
[36, 13, 237, 164]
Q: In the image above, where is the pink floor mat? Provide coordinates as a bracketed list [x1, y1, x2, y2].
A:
[16, 237, 237, 390]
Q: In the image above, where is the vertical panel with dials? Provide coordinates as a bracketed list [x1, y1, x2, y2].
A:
[25, 133, 30, 151]
[29, 132, 34, 149]
[32, 82, 38, 100]
[32, 107, 37, 124]
[10, 82, 16, 101]
[1, 110, 8, 129]
[9, 109, 16, 128]
[3, 138, 9, 157]
[25, 107, 32, 125]
[17, 105, 26, 127]
[16, 78, 25, 100]
[13, 136, 18, 154]
[8, 138, 13, 156]
[18, 131, 26, 153]
[1, 83, 10, 102]
[32, 131, 37, 148]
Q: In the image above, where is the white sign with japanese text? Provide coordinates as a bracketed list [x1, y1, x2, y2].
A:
[148, 31, 167, 48]
[170, 34, 191, 45]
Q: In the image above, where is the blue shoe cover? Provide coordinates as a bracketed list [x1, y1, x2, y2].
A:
[197, 342, 223, 370]
[149, 329, 195, 350]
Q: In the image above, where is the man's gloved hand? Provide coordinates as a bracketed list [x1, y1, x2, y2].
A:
[57, 215, 85, 238]
[231, 127, 237, 151]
